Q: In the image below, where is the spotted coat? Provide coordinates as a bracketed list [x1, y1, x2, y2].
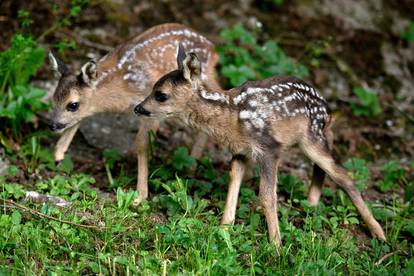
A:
[199, 76, 330, 144]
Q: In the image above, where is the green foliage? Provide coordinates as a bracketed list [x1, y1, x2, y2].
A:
[49, 0, 90, 30]
[116, 188, 138, 211]
[172, 147, 196, 171]
[0, 1, 90, 147]
[0, 35, 48, 140]
[344, 158, 370, 192]
[218, 23, 308, 87]
[17, 10, 33, 29]
[278, 173, 307, 200]
[159, 177, 208, 218]
[401, 21, 414, 42]
[350, 86, 382, 117]
[271, 0, 284, 5]
[103, 149, 122, 186]
[35, 174, 96, 199]
[54, 38, 78, 54]
[376, 160, 406, 193]
[15, 133, 68, 173]
[1, 183, 25, 200]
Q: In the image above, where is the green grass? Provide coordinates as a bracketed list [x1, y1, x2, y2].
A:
[1, 148, 414, 274]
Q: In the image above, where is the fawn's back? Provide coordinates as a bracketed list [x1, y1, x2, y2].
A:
[229, 76, 331, 148]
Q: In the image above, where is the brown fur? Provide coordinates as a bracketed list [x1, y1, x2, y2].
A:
[49, 23, 220, 205]
[136, 51, 385, 246]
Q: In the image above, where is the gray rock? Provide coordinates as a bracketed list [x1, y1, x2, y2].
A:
[0, 149, 9, 176]
[297, 0, 383, 32]
[381, 42, 414, 111]
[79, 113, 139, 154]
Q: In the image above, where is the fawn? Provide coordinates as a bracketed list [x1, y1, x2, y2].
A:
[48, 23, 221, 205]
[134, 46, 386, 245]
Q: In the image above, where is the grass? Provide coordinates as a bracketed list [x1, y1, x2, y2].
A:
[0, 11, 413, 274]
[1, 147, 414, 274]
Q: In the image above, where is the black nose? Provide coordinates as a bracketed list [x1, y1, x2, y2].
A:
[134, 104, 151, 116]
[49, 122, 66, 131]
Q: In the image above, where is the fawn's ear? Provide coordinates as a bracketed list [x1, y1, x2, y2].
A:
[182, 52, 201, 82]
[48, 51, 69, 78]
[80, 60, 97, 86]
[177, 43, 186, 71]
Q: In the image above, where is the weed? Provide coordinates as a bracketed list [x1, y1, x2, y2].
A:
[401, 21, 414, 42]
[17, 10, 33, 29]
[103, 148, 122, 187]
[172, 147, 196, 171]
[350, 86, 382, 117]
[344, 158, 370, 192]
[270, 0, 284, 5]
[377, 160, 406, 193]
[218, 23, 308, 87]
[116, 188, 138, 211]
[0, 35, 48, 141]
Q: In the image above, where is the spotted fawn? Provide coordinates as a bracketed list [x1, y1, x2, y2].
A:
[48, 23, 221, 205]
[134, 46, 386, 246]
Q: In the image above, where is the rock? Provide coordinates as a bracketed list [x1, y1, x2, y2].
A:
[0, 149, 9, 176]
[79, 113, 139, 154]
[381, 42, 414, 111]
[297, 0, 383, 32]
[24, 191, 72, 208]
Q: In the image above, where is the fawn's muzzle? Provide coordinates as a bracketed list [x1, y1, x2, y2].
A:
[134, 104, 151, 116]
[49, 122, 66, 132]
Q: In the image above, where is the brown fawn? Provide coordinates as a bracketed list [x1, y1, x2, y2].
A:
[134, 46, 386, 245]
[48, 23, 221, 205]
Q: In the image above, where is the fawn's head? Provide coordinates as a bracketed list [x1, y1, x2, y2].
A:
[48, 52, 99, 133]
[134, 44, 202, 118]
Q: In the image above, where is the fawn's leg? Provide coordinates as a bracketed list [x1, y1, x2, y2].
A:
[308, 164, 326, 205]
[221, 155, 246, 225]
[54, 123, 80, 164]
[190, 131, 209, 159]
[308, 126, 334, 205]
[134, 118, 160, 206]
[243, 157, 255, 181]
[300, 138, 385, 240]
[258, 156, 281, 246]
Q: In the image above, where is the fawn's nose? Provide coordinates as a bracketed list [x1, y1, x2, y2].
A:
[49, 122, 66, 132]
[134, 104, 151, 116]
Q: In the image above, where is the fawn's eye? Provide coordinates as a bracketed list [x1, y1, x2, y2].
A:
[67, 102, 79, 112]
[154, 91, 169, 102]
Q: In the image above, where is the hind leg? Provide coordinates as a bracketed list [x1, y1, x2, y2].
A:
[308, 164, 326, 205]
[307, 126, 334, 206]
[258, 155, 282, 246]
[300, 137, 385, 240]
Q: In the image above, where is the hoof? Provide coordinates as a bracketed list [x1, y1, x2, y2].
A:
[372, 228, 386, 241]
[133, 196, 146, 207]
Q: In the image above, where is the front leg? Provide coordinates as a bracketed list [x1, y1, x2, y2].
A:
[134, 118, 160, 206]
[54, 123, 80, 164]
[221, 154, 246, 225]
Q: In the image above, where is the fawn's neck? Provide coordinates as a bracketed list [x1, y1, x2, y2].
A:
[184, 85, 249, 153]
[91, 59, 153, 113]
